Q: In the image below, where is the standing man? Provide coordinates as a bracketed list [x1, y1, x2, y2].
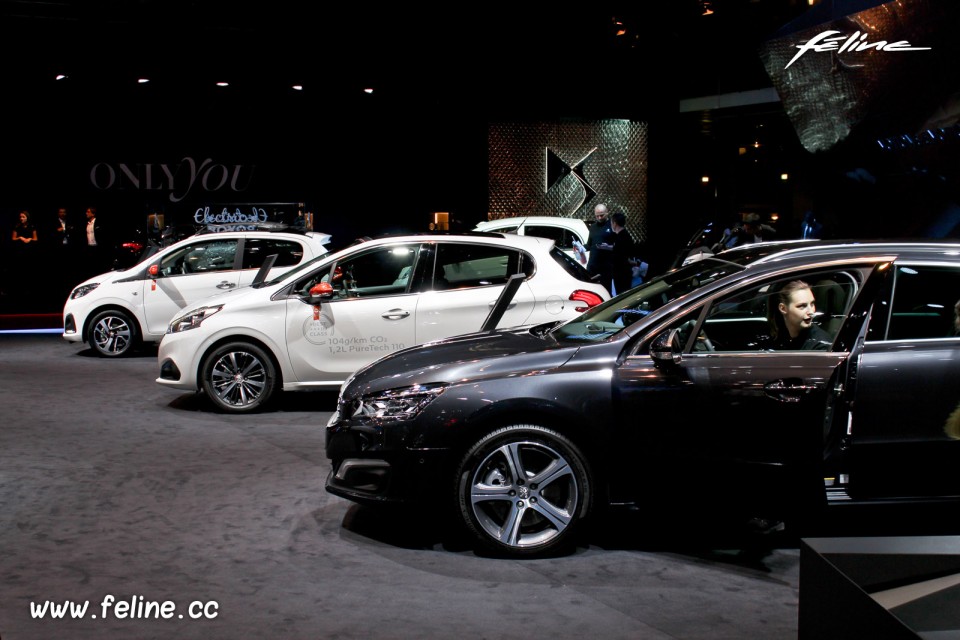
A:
[84, 207, 109, 275]
[585, 203, 613, 290]
[608, 212, 636, 296]
[53, 207, 75, 248]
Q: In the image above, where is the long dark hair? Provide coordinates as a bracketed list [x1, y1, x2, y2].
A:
[769, 280, 811, 341]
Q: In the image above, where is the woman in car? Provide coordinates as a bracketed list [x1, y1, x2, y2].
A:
[768, 280, 832, 350]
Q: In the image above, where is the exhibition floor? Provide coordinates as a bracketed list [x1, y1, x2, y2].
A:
[0, 333, 954, 639]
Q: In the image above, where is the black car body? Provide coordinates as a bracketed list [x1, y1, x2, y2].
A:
[326, 240, 960, 556]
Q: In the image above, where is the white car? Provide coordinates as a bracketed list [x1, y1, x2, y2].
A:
[156, 232, 610, 413]
[473, 216, 591, 263]
[63, 226, 332, 357]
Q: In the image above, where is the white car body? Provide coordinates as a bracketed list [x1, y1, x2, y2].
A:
[62, 228, 332, 357]
[473, 216, 591, 264]
[156, 232, 610, 413]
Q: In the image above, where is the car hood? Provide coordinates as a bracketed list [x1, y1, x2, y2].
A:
[343, 326, 577, 398]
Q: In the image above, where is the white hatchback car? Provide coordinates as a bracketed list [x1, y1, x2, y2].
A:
[156, 232, 610, 413]
[473, 216, 591, 263]
[63, 226, 332, 357]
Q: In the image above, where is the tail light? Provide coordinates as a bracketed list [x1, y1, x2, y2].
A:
[569, 289, 603, 312]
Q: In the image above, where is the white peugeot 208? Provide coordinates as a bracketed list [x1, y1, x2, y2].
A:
[156, 232, 610, 413]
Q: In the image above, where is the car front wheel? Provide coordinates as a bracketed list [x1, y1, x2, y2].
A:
[200, 342, 278, 413]
[88, 309, 139, 357]
[456, 425, 592, 558]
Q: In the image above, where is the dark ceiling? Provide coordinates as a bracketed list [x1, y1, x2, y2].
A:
[0, 0, 814, 118]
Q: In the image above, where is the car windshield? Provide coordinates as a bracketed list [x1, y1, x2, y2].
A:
[550, 258, 746, 342]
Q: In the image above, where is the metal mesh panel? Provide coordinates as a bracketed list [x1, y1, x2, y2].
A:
[488, 120, 649, 242]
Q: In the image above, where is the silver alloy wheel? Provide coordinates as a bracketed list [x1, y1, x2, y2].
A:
[208, 349, 268, 408]
[90, 313, 134, 356]
[467, 439, 579, 550]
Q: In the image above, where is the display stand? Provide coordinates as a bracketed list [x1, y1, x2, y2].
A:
[800, 536, 960, 639]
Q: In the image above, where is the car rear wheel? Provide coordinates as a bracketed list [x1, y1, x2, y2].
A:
[200, 342, 278, 413]
[88, 309, 139, 357]
[456, 425, 592, 558]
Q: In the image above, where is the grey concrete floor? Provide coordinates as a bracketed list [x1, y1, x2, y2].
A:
[0, 333, 810, 639]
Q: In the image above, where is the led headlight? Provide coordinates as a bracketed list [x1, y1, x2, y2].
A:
[351, 384, 445, 424]
[167, 305, 224, 334]
[70, 283, 100, 299]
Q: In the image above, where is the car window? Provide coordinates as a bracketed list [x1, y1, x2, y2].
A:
[433, 243, 529, 290]
[487, 225, 519, 234]
[549, 246, 595, 284]
[241, 238, 305, 269]
[883, 265, 960, 340]
[158, 239, 238, 276]
[525, 224, 576, 250]
[316, 244, 419, 299]
[552, 258, 745, 343]
[694, 270, 859, 352]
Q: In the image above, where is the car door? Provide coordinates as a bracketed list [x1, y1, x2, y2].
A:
[284, 242, 420, 383]
[410, 241, 537, 342]
[143, 237, 241, 334]
[612, 267, 869, 512]
[842, 262, 960, 499]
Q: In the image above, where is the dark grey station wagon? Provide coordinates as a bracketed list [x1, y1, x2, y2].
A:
[326, 240, 960, 557]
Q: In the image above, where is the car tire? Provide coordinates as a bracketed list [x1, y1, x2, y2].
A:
[456, 424, 592, 558]
[200, 342, 278, 414]
[87, 309, 139, 357]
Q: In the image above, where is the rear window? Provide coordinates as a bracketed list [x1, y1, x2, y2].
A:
[549, 246, 596, 284]
[525, 225, 578, 251]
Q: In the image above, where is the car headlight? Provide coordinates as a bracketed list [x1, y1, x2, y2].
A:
[351, 384, 446, 424]
[70, 283, 100, 299]
[167, 305, 224, 334]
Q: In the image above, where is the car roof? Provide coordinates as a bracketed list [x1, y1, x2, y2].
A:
[718, 238, 960, 269]
[173, 227, 332, 246]
[321, 230, 556, 260]
[474, 216, 589, 230]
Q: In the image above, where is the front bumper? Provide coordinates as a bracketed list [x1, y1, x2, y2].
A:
[155, 330, 203, 391]
[325, 416, 450, 506]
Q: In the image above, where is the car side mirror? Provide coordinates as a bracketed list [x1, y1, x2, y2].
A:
[304, 282, 334, 306]
[148, 263, 160, 278]
[650, 328, 683, 366]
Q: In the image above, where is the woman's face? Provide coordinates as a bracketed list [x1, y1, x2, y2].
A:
[779, 287, 816, 337]
[19, 213, 27, 223]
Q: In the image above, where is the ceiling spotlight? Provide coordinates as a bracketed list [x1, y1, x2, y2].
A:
[216, 81, 229, 87]
[292, 84, 303, 91]
[137, 78, 150, 84]
[55, 74, 68, 81]
[363, 87, 374, 94]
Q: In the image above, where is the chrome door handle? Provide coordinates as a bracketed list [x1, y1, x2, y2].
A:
[216, 281, 237, 289]
[489, 301, 517, 309]
[381, 309, 410, 320]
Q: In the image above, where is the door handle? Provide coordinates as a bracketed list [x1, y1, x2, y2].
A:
[764, 378, 820, 403]
[216, 281, 237, 290]
[489, 301, 517, 309]
[381, 309, 410, 320]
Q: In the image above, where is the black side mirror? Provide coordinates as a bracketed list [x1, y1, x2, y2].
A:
[650, 328, 683, 366]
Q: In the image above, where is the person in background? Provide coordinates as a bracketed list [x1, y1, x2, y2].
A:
[53, 207, 75, 247]
[84, 206, 111, 275]
[799, 210, 824, 239]
[718, 213, 776, 250]
[768, 280, 831, 350]
[585, 202, 611, 270]
[608, 211, 635, 296]
[12, 210, 38, 246]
